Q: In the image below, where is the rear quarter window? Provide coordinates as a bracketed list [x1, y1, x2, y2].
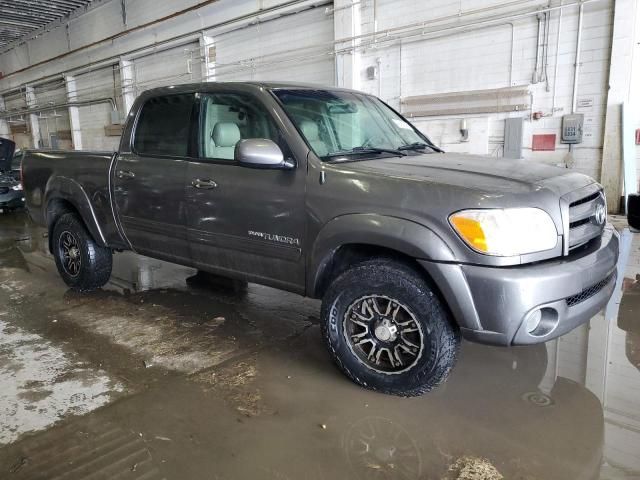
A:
[133, 94, 195, 157]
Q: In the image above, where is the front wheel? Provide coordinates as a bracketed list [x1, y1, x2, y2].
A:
[52, 213, 113, 292]
[321, 259, 460, 396]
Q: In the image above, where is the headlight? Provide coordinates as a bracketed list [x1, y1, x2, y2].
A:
[11, 184, 23, 191]
[449, 208, 558, 256]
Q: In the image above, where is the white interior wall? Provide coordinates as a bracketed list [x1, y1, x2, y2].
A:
[356, 0, 614, 181]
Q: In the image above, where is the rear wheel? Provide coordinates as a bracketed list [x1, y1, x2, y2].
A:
[321, 259, 460, 396]
[52, 213, 112, 292]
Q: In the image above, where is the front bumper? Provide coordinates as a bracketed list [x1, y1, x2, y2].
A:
[0, 191, 25, 210]
[420, 225, 619, 346]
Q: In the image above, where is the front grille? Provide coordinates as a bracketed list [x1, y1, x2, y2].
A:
[570, 191, 600, 207]
[566, 272, 614, 307]
[567, 190, 606, 252]
[569, 217, 590, 229]
[0, 187, 9, 195]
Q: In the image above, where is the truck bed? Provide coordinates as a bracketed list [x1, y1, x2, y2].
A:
[21, 149, 126, 248]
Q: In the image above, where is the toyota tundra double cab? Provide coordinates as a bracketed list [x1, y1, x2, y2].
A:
[21, 82, 619, 396]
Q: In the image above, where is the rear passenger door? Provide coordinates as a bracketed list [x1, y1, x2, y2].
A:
[185, 90, 306, 293]
[113, 93, 196, 263]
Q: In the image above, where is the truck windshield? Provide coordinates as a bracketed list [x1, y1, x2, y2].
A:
[273, 89, 440, 160]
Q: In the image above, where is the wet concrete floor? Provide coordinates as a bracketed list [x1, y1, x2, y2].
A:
[0, 211, 639, 479]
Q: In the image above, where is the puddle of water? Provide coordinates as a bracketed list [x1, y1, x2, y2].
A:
[0, 212, 639, 479]
[0, 317, 123, 446]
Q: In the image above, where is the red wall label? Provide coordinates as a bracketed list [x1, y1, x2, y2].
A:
[532, 134, 557, 151]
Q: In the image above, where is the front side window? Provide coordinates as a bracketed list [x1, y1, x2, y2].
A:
[273, 89, 435, 159]
[133, 94, 195, 157]
[200, 93, 279, 161]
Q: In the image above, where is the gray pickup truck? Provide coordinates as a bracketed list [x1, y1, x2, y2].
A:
[22, 82, 619, 396]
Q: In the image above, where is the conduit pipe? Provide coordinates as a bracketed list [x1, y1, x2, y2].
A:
[509, 22, 515, 86]
[543, 10, 551, 91]
[533, 13, 543, 83]
[0, 97, 117, 120]
[571, 2, 585, 113]
[551, 1, 564, 111]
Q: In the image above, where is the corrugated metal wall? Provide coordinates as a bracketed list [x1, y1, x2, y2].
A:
[75, 66, 123, 151]
[134, 42, 202, 95]
[33, 80, 72, 149]
[213, 7, 334, 84]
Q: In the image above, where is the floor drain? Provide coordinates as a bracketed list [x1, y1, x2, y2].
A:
[522, 391, 554, 407]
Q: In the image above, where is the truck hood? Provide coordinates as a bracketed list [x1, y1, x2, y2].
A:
[343, 152, 595, 195]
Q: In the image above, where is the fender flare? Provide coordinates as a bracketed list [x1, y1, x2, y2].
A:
[44, 176, 107, 248]
[308, 213, 456, 296]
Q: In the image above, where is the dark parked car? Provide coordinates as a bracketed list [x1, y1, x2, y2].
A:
[21, 82, 619, 396]
[0, 138, 25, 213]
[628, 193, 640, 230]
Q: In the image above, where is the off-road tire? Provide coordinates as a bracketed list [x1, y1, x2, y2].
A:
[52, 213, 112, 292]
[321, 259, 460, 396]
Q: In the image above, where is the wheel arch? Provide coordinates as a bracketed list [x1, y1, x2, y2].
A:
[44, 178, 106, 253]
[309, 214, 456, 298]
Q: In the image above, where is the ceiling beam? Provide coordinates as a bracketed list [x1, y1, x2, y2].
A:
[0, 0, 92, 50]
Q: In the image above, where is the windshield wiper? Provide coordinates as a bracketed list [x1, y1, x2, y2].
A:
[325, 146, 406, 160]
[398, 142, 444, 153]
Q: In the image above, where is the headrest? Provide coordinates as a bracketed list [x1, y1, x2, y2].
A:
[212, 122, 241, 147]
[300, 120, 319, 141]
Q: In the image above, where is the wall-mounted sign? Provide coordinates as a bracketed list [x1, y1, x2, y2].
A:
[576, 97, 594, 111]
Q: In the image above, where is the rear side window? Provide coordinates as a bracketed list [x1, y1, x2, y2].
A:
[133, 94, 195, 157]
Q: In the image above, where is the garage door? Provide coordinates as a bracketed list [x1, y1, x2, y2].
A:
[401, 25, 513, 96]
[134, 42, 202, 96]
[2, 92, 30, 149]
[33, 81, 72, 150]
[75, 65, 124, 151]
[214, 7, 335, 85]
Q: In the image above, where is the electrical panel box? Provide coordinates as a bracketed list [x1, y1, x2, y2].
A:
[561, 114, 584, 144]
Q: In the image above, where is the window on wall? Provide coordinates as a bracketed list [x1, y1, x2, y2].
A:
[200, 93, 279, 160]
[133, 94, 195, 157]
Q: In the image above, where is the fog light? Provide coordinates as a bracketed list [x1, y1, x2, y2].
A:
[525, 309, 543, 334]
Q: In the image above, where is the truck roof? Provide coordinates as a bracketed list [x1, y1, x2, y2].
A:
[139, 81, 364, 97]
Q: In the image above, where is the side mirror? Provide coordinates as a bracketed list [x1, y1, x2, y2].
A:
[235, 139, 294, 170]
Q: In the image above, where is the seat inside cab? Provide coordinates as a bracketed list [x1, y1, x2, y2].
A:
[201, 94, 278, 160]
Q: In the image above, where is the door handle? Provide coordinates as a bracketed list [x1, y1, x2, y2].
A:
[191, 178, 218, 189]
[117, 170, 135, 179]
